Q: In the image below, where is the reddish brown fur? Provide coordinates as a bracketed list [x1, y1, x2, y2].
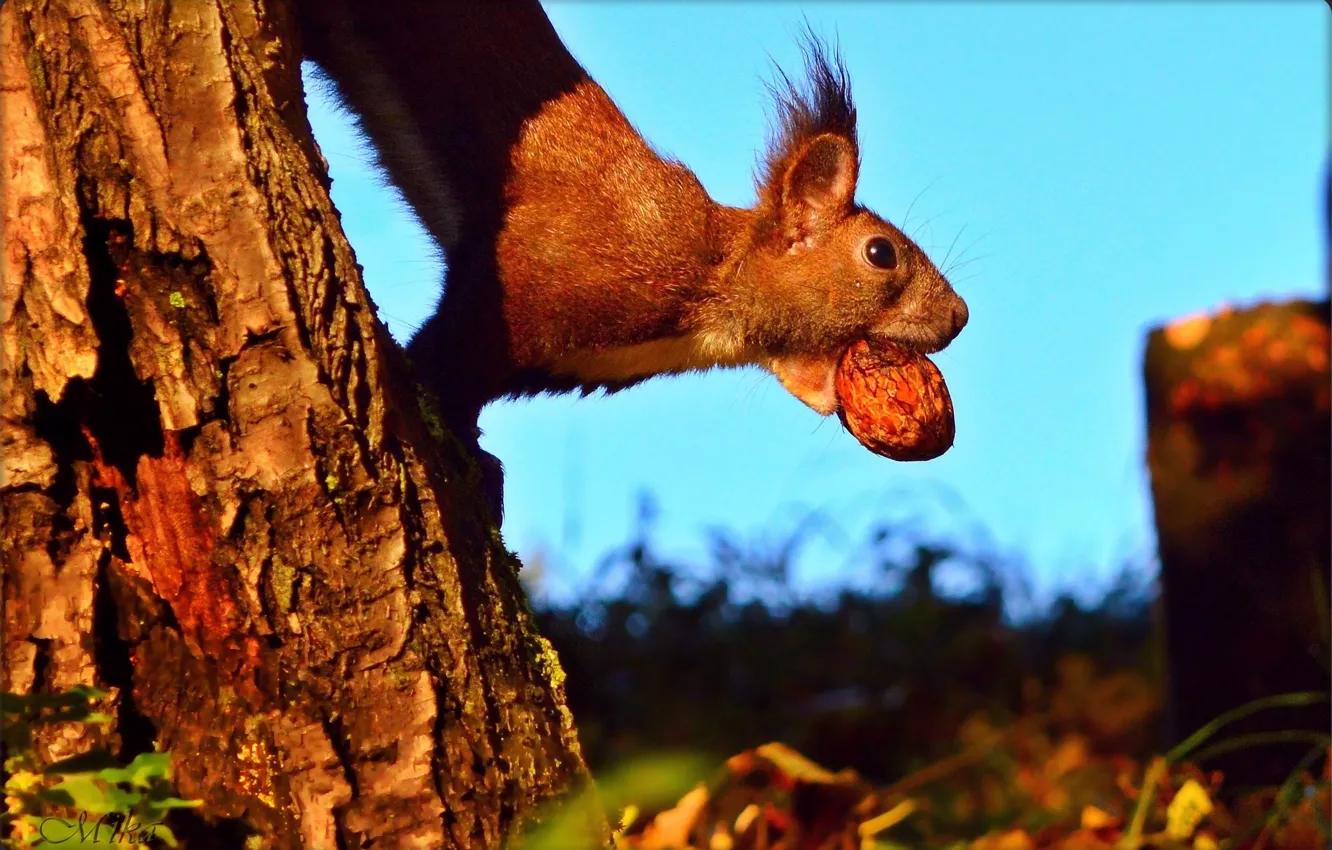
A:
[498, 81, 716, 364]
[298, 0, 968, 431]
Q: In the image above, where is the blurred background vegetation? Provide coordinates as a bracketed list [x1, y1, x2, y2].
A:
[531, 493, 1162, 783]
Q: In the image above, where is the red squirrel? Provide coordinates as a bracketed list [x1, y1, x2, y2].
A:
[298, 1, 968, 514]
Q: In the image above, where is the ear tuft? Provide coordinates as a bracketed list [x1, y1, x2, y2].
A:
[755, 30, 859, 237]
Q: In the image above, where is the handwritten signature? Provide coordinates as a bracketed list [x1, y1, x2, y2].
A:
[37, 812, 163, 845]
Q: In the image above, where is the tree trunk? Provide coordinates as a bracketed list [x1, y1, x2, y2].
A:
[0, 1, 594, 847]
[1144, 298, 1331, 788]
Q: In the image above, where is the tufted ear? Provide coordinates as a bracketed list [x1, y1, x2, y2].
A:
[779, 133, 858, 236]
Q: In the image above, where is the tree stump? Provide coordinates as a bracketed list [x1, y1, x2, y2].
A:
[1144, 298, 1330, 788]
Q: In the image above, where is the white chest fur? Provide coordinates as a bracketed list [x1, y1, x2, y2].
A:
[550, 332, 754, 383]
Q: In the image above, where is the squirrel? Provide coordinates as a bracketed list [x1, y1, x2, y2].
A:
[297, 0, 969, 517]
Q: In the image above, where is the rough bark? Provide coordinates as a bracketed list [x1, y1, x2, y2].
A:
[1144, 298, 1331, 788]
[0, 1, 594, 847]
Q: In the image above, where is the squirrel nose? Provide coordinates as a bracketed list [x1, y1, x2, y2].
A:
[944, 298, 969, 343]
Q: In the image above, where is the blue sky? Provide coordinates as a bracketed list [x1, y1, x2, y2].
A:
[303, 3, 1327, 604]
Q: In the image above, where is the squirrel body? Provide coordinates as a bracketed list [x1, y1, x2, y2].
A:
[298, 0, 967, 441]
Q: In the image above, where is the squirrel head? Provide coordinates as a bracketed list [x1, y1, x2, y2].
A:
[722, 36, 969, 415]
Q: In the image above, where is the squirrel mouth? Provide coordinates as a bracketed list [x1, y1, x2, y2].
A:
[870, 300, 969, 354]
[769, 335, 927, 415]
[868, 322, 949, 355]
[769, 318, 960, 415]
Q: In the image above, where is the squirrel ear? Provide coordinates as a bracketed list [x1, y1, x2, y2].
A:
[781, 133, 858, 229]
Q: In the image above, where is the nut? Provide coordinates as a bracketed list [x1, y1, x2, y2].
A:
[835, 339, 955, 461]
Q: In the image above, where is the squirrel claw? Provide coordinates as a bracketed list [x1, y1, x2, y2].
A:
[474, 446, 506, 524]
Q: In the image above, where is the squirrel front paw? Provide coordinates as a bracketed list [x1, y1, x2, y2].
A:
[474, 445, 506, 524]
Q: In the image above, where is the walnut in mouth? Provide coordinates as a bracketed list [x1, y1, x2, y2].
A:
[835, 338, 956, 462]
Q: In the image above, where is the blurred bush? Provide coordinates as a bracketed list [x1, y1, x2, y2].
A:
[533, 496, 1161, 782]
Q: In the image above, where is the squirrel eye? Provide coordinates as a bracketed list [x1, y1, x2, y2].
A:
[863, 236, 898, 270]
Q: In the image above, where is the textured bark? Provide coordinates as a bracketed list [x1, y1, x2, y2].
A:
[0, 1, 594, 847]
[1144, 299, 1331, 788]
